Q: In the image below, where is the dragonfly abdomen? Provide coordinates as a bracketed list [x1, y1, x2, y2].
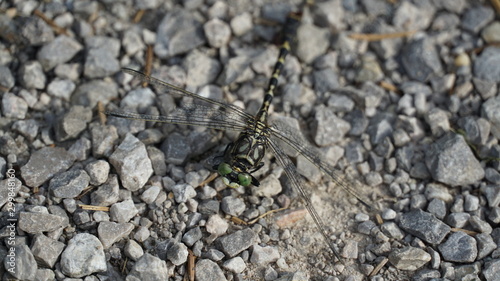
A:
[256, 12, 303, 124]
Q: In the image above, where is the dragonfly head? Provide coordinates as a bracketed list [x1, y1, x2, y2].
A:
[216, 162, 259, 187]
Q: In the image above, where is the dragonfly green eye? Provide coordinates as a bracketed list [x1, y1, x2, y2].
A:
[218, 163, 232, 176]
[238, 173, 252, 187]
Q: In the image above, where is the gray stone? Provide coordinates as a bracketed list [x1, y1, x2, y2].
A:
[461, 5, 495, 33]
[0, 65, 15, 90]
[217, 228, 257, 257]
[483, 259, 500, 281]
[0, 177, 21, 207]
[473, 78, 497, 100]
[127, 253, 170, 280]
[184, 50, 221, 90]
[313, 68, 340, 94]
[84, 47, 120, 78]
[47, 79, 76, 100]
[450, 196, 465, 213]
[91, 124, 119, 158]
[19, 16, 54, 46]
[476, 233, 497, 260]
[182, 226, 203, 247]
[85, 36, 120, 56]
[97, 221, 134, 249]
[345, 109, 368, 137]
[340, 240, 358, 259]
[399, 209, 450, 244]
[69, 137, 92, 161]
[482, 95, 500, 139]
[55, 106, 92, 141]
[469, 215, 492, 234]
[85, 160, 110, 186]
[49, 169, 90, 198]
[161, 132, 191, 165]
[34, 268, 55, 281]
[313, 106, 350, 146]
[296, 23, 329, 64]
[109, 133, 153, 191]
[195, 259, 227, 281]
[109, 199, 138, 223]
[250, 244, 280, 265]
[217, 55, 252, 85]
[365, 172, 383, 187]
[230, 12, 252, 36]
[171, 184, 196, 204]
[204, 18, 231, 48]
[31, 234, 65, 268]
[155, 10, 205, 58]
[481, 185, 500, 208]
[122, 29, 145, 56]
[134, 226, 150, 242]
[489, 207, 500, 224]
[72, 79, 118, 108]
[355, 54, 383, 83]
[166, 242, 188, 266]
[482, 21, 500, 43]
[381, 222, 405, 240]
[401, 38, 443, 82]
[311, 0, 344, 29]
[424, 183, 453, 202]
[366, 113, 395, 145]
[297, 154, 322, 183]
[327, 94, 355, 113]
[221, 196, 246, 217]
[203, 249, 225, 261]
[147, 147, 167, 177]
[438, 231, 477, 262]
[222, 257, 246, 274]
[412, 269, 441, 281]
[140, 185, 161, 204]
[425, 108, 450, 137]
[198, 200, 220, 215]
[54, 63, 81, 81]
[120, 87, 156, 112]
[345, 141, 364, 164]
[91, 174, 120, 206]
[2, 92, 28, 119]
[427, 198, 446, 220]
[425, 133, 484, 186]
[474, 47, 500, 83]
[3, 245, 37, 280]
[485, 168, 500, 185]
[37, 35, 83, 70]
[60, 233, 106, 277]
[12, 119, 38, 141]
[454, 263, 481, 280]
[388, 246, 431, 271]
[21, 147, 75, 187]
[206, 215, 229, 237]
[393, 1, 433, 31]
[357, 220, 377, 235]
[124, 240, 144, 261]
[446, 212, 470, 228]
[19, 61, 46, 89]
[73, 210, 91, 225]
[381, 208, 397, 220]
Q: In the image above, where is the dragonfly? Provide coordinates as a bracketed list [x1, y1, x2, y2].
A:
[107, 11, 371, 264]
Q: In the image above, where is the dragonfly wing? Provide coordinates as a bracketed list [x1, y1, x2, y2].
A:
[122, 68, 254, 122]
[269, 120, 373, 210]
[266, 136, 344, 263]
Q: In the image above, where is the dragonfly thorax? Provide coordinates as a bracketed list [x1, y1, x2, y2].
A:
[216, 133, 266, 188]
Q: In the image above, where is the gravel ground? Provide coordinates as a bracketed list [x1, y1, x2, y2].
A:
[1, 0, 500, 280]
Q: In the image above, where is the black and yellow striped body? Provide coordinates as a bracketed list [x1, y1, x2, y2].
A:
[217, 12, 302, 188]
